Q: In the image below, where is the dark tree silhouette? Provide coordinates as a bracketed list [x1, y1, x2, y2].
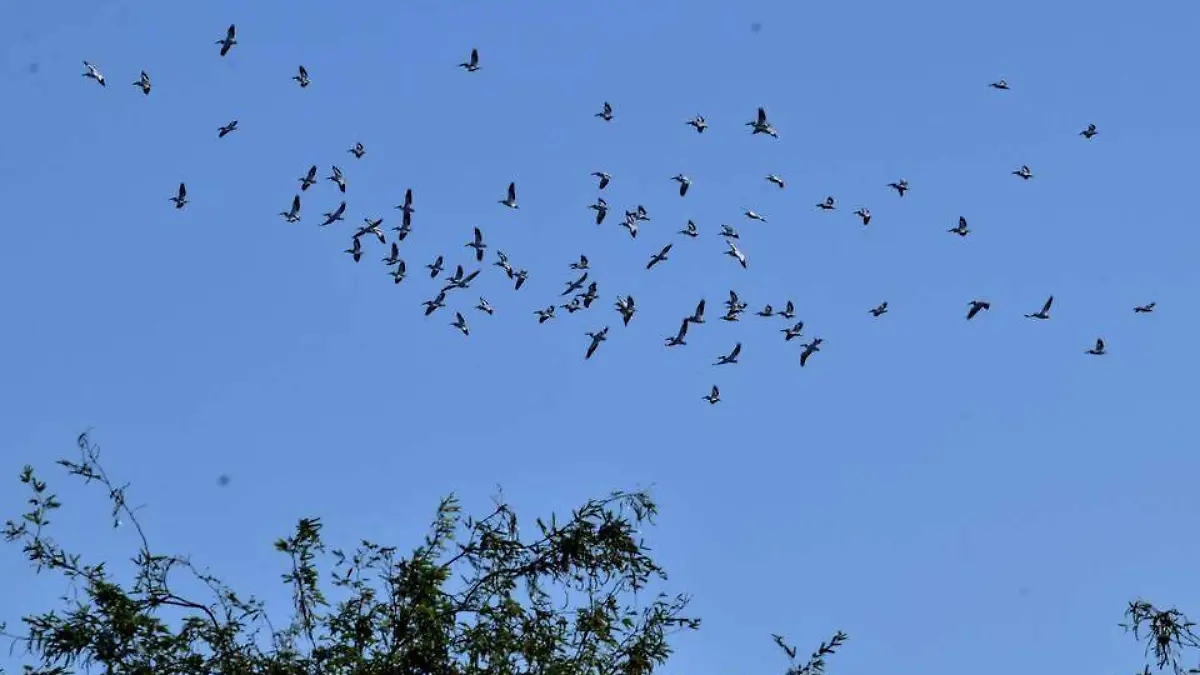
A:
[1, 432, 848, 675]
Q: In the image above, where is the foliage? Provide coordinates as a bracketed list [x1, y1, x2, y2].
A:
[1123, 600, 1200, 675]
[1, 432, 849, 675]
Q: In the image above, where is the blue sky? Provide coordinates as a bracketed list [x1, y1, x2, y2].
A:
[3, 0, 1199, 673]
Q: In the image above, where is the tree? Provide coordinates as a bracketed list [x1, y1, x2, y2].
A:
[2, 432, 848, 675]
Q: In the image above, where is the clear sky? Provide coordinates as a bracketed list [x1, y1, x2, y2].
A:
[3, 0, 1199, 673]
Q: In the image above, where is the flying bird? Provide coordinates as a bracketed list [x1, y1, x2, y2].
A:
[746, 107, 778, 137]
[756, 305, 774, 317]
[1080, 123, 1098, 139]
[949, 216, 970, 237]
[423, 291, 447, 316]
[299, 165, 317, 191]
[170, 182, 188, 209]
[320, 202, 346, 226]
[1086, 338, 1106, 355]
[1134, 302, 1156, 313]
[328, 166, 346, 192]
[714, 342, 742, 365]
[1012, 165, 1033, 180]
[562, 272, 588, 296]
[394, 188, 415, 225]
[779, 301, 795, 320]
[988, 79, 1009, 90]
[356, 218, 386, 244]
[451, 312, 469, 336]
[441, 266, 481, 292]
[615, 295, 636, 326]
[595, 101, 614, 121]
[799, 338, 823, 367]
[513, 269, 529, 290]
[1025, 295, 1053, 320]
[585, 327, 610, 359]
[720, 224, 740, 239]
[725, 291, 747, 313]
[672, 174, 691, 196]
[621, 214, 639, 239]
[344, 237, 362, 262]
[686, 115, 708, 133]
[216, 24, 237, 56]
[570, 255, 589, 270]
[499, 182, 519, 209]
[466, 227, 487, 261]
[218, 120, 238, 138]
[665, 319, 690, 346]
[279, 195, 301, 222]
[766, 174, 785, 189]
[427, 255, 444, 278]
[724, 241, 748, 269]
[82, 61, 105, 86]
[854, 208, 871, 225]
[590, 197, 608, 224]
[782, 322, 805, 341]
[293, 65, 310, 88]
[390, 260, 407, 284]
[679, 220, 699, 237]
[459, 48, 480, 72]
[382, 242, 400, 265]
[132, 71, 150, 94]
[686, 299, 706, 324]
[535, 306, 556, 323]
[646, 244, 673, 269]
[816, 196, 836, 210]
[348, 142, 365, 159]
[888, 179, 908, 196]
[966, 300, 991, 320]
[592, 171, 611, 190]
[869, 302, 888, 317]
[743, 209, 767, 222]
[475, 297, 494, 315]
[702, 385, 720, 404]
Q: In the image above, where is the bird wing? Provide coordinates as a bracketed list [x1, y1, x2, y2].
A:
[695, 299, 706, 317]
[291, 195, 300, 211]
[730, 343, 742, 358]
[299, 65, 307, 77]
[178, 183, 186, 198]
[227, 24, 236, 40]
[757, 107, 767, 124]
[474, 227, 483, 245]
[471, 48, 479, 65]
[507, 182, 516, 201]
[1042, 296, 1053, 313]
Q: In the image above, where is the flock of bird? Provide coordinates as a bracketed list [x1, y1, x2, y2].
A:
[77, 27, 1156, 404]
